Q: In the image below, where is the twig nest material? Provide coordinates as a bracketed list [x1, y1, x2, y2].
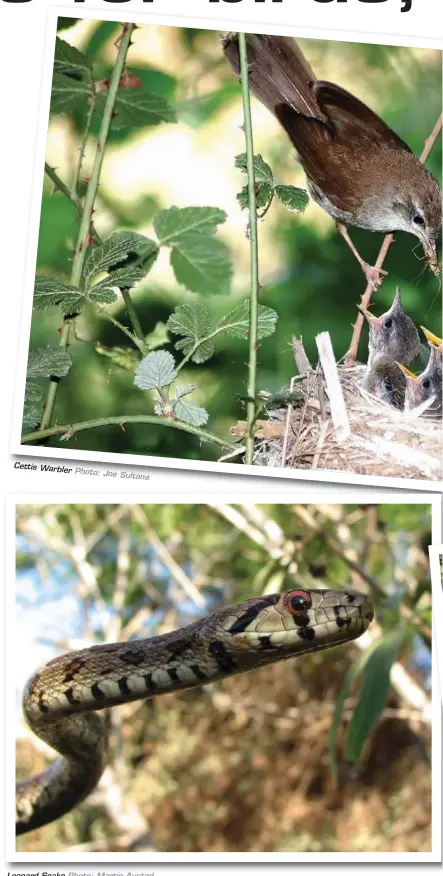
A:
[231, 360, 442, 481]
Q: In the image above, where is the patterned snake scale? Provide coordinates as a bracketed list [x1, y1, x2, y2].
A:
[16, 587, 374, 835]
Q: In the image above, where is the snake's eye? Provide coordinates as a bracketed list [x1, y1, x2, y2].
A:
[284, 589, 312, 613]
[384, 317, 393, 330]
[422, 378, 431, 389]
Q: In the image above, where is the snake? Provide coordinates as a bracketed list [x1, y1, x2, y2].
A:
[16, 587, 374, 836]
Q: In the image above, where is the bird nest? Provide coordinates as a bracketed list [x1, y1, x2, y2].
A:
[231, 336, 442, 482]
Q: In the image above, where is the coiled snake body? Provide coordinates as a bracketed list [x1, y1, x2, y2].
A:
[16, 587, 374, 835]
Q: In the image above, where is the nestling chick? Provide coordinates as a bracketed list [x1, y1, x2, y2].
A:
[359, 287, 420, 369]
[398, 328, 442, 416]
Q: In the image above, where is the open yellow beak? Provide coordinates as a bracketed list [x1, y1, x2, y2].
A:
[420, 327, 442, 348]
[396, 362, 417, 379]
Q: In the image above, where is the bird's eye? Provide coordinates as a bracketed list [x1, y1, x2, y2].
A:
[413, 214, 425, 226]
[422, 378, 431, 389]
[284, 589, 312, 613]
[384, 318, 393, 330]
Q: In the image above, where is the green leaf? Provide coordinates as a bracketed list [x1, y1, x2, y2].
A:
[95, 88, 176, 130]
[344, 630, 404, 765]
[92, 265, 146, 293]
[218, 301, 278, 340]
[167, 303, 214, 363]
[173, 398, 209, 426]
[237, 183, 273, 211]
[328, 646, 374, 786]
[50, 72, 92, 114]
[144, 321, 170, 351]
[83, 231, 144, 283]
[27, 347, 72, 380]
[275, 185, 309, 213]
[22, 382, 44, 431]
[235, 153, 274, 185]
[54, 37, 92, 78]
[134, 350, 177, 391]
[154, 206, 227, 245]
[174, 384, 194, 399]
[34, 276, 83, 314]
[88, 287, 118, 306]
[95, 344, 140, 372]
[170, 235, 232, 296]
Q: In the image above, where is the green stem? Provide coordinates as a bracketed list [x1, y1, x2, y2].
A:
[72, 98, 95, 200]
[97, 307, 142, 351]
[22, 415, 237, 451]
[238, 33, 259, 466]
[40, 23, 135, 432]
[121, 288, 148, 353]
[45, 162, 102, 244]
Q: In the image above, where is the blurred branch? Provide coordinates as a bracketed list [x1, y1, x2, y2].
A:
[22, 414, 238, 451]
[238, 33, 259, 466]
[40, 23, 136, 431]
[132, 506, 207, 608]
[345, 111, 442, 361]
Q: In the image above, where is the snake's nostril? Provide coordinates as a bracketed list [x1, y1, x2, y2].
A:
[365, 606, 375, 623]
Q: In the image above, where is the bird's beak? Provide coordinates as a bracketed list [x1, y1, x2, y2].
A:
[396, 362, 417, 379]
[421, 234, 440, 277]
[421, 326, 442, 348]
[357, 305, 382, 328]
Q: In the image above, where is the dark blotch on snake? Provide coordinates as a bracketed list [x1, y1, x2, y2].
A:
[229, 593, 280, 635]
[118, 677, 131, 696]
[258, 635, 276, 650]
[345, 592, 356, 603]
[190, 663, 206, 680]
[289, 611, 311, 628]
[167, 668, 180, 683]
[38, 696, 50, 714]
[297, 627, 316, 642]
[209, 640, 236, 673]
[143, 673, 157, 691]
[166, 639, 192, 660]
[65, 687, 79, 705]
[91, 682, 106, 700]
[118, 649, 145, 667]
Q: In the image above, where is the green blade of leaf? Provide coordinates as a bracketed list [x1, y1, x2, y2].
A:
[95, 88, 176, 129]
[27, 347, 72, 380]
[275, 185, 309, 213]
[218, 301, 278, 340]
[344, 630, 404, 765]
[166, 303, 214, 362]
[34, 276, 83, 314]
[170, 235, 232, 296]
[54, 37, 92, 78]
[154, 206, 227, 245]
[50, 72, 92, 114]
[173, 398, 209, 426]
[328, 644, 376, 787]
[134, 350, 177, 391]
[83, 231, 145, 283]
[235, 153, 274, 185]
[237, 183, 273, 212]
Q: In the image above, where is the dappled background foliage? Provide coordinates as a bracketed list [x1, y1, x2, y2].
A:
[26, 19, 442, 461]
[16, 502, 433, 852]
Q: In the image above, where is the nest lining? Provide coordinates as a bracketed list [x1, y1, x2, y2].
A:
[234, 360, 442, 481]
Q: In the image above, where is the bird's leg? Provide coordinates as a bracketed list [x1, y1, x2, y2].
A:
[336, 223, 388, 289]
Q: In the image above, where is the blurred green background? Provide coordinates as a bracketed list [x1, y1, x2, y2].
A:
[27, 19, 442, 461]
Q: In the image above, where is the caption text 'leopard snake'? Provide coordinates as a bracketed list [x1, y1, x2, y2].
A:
[16, 588, 374, 835]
